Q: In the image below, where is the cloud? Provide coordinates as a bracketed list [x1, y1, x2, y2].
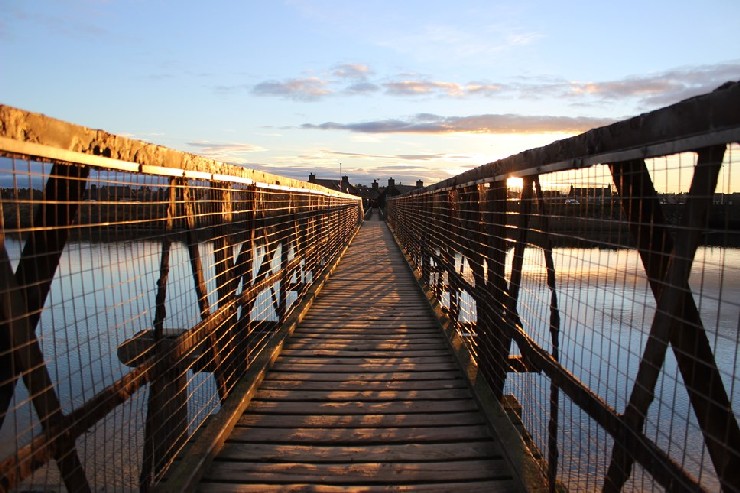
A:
[345, 82, 381, 94]
[302, 113, 614, 134]
[382, 79, 506, 98]
[333, 63, 372, 79]
[383, 80, 462, 97]
[397, 154, 447, 161]
[534, 62, 740, 107]
[246, 60, 738, 105]
[252, 77, 332, 101]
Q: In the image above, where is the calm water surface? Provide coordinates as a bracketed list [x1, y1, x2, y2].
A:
[1, 240, 738, 491]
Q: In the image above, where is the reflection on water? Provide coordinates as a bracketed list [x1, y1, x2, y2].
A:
[0, 238, 298, 490]
[499, 247, 740, 491]
[1, 239, 738, 491]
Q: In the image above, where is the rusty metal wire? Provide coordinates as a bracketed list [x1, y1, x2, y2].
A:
[0, 133, 361, 491]
[388, 98, 740, 491]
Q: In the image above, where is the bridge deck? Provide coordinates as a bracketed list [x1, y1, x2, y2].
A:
[198, 214, 519, 492]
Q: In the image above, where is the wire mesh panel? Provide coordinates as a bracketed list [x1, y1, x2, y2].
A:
[387, 83, 740, 492]
[0, 107, 362, 491]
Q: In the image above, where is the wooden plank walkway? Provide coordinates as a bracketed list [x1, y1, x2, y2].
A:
[198, 213, 519, 492]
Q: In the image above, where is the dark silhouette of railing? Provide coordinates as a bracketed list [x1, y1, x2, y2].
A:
[0, 105, 362, 491]
[387, 82, 740, 492]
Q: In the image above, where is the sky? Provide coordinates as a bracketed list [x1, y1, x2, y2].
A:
[2, 0, 739, 188]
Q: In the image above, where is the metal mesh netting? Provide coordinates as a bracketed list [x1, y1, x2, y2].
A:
[388, 143, 740, 491]
[0, 152, 361, 491]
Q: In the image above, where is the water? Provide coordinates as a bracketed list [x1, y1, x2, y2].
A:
[495, 247, 739, 491]
[0, 238, 302, 491]
[1, 239, 738, 491]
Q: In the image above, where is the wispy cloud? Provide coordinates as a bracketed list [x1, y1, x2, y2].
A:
[382, 79, 504, 98]
[344, 82, 381, 95]
[333, 63, 372, 79]
[383, 80, 462, 96]
[252, 77, 332, 101]
[562, 63, 740, 107]
[302, 113, 614, 134]
[240, 60, 738, 106]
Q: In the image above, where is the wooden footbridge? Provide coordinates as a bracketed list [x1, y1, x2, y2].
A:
[0, 83, 739, 493]
[196, 214, 518, 492]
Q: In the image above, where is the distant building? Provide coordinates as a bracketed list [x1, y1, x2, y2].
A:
[307, 174, 424, 209]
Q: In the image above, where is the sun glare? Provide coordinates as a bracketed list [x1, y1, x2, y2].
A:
[506, 177, 524, 189]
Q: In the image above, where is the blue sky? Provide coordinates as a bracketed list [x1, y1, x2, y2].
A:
[2, 0, 739, 186]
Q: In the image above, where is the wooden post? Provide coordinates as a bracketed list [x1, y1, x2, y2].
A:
[140, 177, 189, 490]
[430, 192, 445, 300]
[181, 183, 228, 401]
[420, 193, 431, 287]
[233, 185, 257, 369]
[534, 176, 561, 493]
[444, 190, 461, 323]
[212, 181, 240, 391]
[277, 193, 291, 322]
[479, 180, 511, 400]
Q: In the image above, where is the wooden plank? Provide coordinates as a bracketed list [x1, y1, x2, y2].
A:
[259, 378, 465, 391]
[286, 334, 443, 342]
[302, 311, 433, 318]
[238, 411, 483, 428]
[228, 424, 491, 444]
[264, 371, 463, 382]
[298, 320, 436, 326]
[270, 363, 460, 373]
[217, 441, 500, 461]
[246, 399, 479, 415]
[296, 323, 438, 330]
[198, 480, 519, 493]
[279, 348, 451, 358]
[283, 341, 446, 351]
[253, 388, 472, 402]
[274, 355, 455, 366]
[307, 306, 431, 312]
[202, 459, 512, 484]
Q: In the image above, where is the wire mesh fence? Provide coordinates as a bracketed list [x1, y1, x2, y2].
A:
[387, 83, 740, 492]
[0, 107, 362, 491]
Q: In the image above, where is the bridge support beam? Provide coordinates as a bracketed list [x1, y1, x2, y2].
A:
[605, 147, 740, 492]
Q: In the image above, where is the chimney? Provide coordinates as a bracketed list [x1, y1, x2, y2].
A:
[388, 177, 395, 187]
[416, 180, 423, 188]
[308, 173, 316, 183]
[372, 179, 379, 190]
[341, 175, 350, 191]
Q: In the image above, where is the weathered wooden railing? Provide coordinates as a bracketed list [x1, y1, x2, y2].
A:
[387, 82, 740, 492]
[0, 106, 362, 492]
